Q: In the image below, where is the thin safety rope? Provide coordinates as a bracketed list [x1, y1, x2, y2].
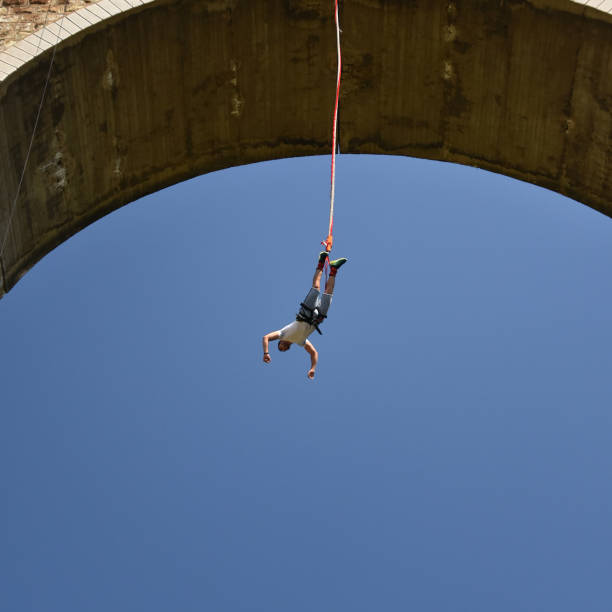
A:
[0, 7, 68, 267]
[323, 0, 342, 254]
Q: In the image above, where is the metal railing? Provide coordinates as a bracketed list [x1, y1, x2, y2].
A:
[572, 0, 612, 15]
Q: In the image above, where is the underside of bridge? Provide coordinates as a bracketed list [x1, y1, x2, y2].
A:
[1, 0, 612, 297]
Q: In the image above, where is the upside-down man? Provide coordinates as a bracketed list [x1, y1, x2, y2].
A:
[262, 251, 348, 379]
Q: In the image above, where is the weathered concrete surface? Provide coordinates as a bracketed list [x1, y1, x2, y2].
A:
[1, 1, 610, 55]
[2, 0, 612, 296]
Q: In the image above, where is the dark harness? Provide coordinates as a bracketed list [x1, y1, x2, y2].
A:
[296, 302, 327, 335]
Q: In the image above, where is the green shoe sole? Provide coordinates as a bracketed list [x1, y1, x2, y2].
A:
[329, 257, 348, 269]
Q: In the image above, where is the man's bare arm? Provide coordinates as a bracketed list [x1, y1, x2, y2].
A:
[262, 331, 281, 362]
[304, 340, 318, 379]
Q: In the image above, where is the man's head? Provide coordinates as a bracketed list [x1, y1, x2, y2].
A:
[278, 340, 292, 352]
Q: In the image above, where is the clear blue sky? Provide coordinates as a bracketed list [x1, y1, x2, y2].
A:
[2, 154, 611, 611]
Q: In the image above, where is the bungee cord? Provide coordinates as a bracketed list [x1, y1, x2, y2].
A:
[322, 0, 342, 255]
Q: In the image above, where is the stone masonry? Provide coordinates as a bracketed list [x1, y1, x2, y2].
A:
[3, 0, 612, 297]
[0, 0, 96, 52]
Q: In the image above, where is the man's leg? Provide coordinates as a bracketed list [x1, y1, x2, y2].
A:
[324, 257, 348, 295]
[300, 252, 329, 315]
[312, 251, 328, 290]
[318, 257, 347, 317]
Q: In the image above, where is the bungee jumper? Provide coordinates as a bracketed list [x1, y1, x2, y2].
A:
[261, 0, 345, 379]
[262, 252, 347, 379]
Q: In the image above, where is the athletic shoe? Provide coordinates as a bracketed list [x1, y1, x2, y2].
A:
[329, 257, 348, 270]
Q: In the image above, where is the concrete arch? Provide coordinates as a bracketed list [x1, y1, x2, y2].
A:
[2, 0, 612, 297]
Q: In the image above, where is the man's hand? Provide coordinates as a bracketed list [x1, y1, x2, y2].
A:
[262, 331, 281, 364]
[304, 341, 318, 380]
